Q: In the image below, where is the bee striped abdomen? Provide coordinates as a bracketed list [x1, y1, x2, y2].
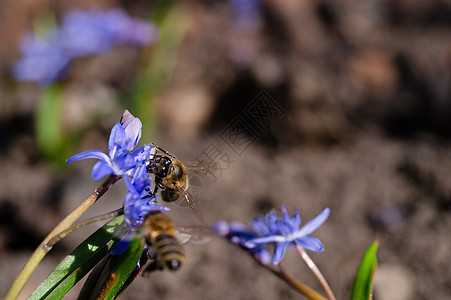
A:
[155, 234, 185, 270]
[144, 212, 185, 271]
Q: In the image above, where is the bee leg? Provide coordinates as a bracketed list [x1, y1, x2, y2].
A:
[141, 189, 155, 200]
[152, 143, 175, 158]
[158, 182, 166, 190]
[142, 250, 163, 275]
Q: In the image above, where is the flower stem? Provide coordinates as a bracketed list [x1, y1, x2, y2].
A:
[296, 244, 336, 300]
[5, 174, 120, 300]
[254, 257, 327, 300]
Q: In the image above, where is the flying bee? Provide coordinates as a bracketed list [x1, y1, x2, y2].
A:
[141, 210, 185, 271]
[146, 143, 215, 222]
[140, 209, 211, 273]
[46, 206, 209, 273]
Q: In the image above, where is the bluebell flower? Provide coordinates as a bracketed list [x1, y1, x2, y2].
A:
[247, 206, 330, 265]
[213, 221, 271, 265]
[13, 8, 158, 85]
[228, 0, 261, 30]
[123, 164, 169, 230]
[12, 31, 70, 86]
[59, 9, 157, 57]
[112, 164, 169, 255]
[67, 113, 154, 199]
[67, 120, 140, 178]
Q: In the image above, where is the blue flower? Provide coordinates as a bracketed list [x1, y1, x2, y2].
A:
[213, 221, 271, 265]
[12, 31, 70, 86]
[12, 8, 158, 85]
[67, 113, 153, 198]
[228, 0, 261, 30]
[123, 164, 169, 229]
[59, 9, 157, 57]
[247, 207, 330, 265]
[112, 164, 168, 255]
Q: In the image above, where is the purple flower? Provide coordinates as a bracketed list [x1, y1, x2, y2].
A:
[123, 164, 169, 229]
[12, 8, 158, 85]
[213, 221, 271, 265]
[248, 207, 330, 265]
[228, 0, 261, 30]
[112, 164, 168, 255]
[67, 112, 153, 199]
[12, 31, 70, 86]
[59, 9, 157, 57]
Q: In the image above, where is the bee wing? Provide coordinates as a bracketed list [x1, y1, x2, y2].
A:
[175, 184, 204, 222]
[184, 160, 217, 176]
[175, 226, 213, 245]
[175, 231, 192, 245]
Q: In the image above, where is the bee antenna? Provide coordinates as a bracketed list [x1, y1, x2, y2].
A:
[45, 207, 124, 250]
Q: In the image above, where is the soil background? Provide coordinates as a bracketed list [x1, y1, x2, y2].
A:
[1, 0, 451, 299]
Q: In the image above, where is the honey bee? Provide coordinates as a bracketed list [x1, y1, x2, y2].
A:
[141, 210, 185, 271]
[146, 144, 214, 222]
[46, 207, 199, 272]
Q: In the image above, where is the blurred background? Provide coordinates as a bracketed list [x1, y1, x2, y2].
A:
[1, 0, 451, 299]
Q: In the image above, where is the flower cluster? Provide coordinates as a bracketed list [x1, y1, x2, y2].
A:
[228, 0, 262, 30]
[214, 206, 330, 265]
[12, 8, 157, 86]
[67, 111, 167, 246]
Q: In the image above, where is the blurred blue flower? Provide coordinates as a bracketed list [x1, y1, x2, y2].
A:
[12, 8, 158, 85]
[12, 31, 70, 86]
[228, 0, 261, 30]
[213, 221, 271, 265]
[59, 9, 157, 57]
[248, 206, 330, 265]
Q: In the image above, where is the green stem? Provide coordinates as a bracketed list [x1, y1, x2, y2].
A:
[5, 175, 120, 300]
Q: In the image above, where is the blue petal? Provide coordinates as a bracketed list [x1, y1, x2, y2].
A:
[112, 151, 136, 173]
[277, 220, 293, 236]
[246, 235, 281, 246]
[108, 123, 127, 154]
[131, 164, 149, 190]
[272, 241, 290, 265]
[123, 177, 139, 199]
[292, 207, 301, 229]
[66, 150, 110, 164]
[91, 160, 114, 180]
[122, 117, 142, 151]
[212, 221, 230, 236]
[120, 110, 134, 125]
[132, 144, 152, 164]
[298, 208, 330, 236]
[250, 216, 270, 236]
[295, 236, 324, 252]
[229, 221, 248, 232]
[256, 248, 272, 265]
[281, 205, 290, 223]
[264, 210, 280, 233]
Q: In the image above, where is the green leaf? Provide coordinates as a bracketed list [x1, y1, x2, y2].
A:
[349, 241, 378, 300]
[78, 235, 144, 299]
[28, 215, 126, 300]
